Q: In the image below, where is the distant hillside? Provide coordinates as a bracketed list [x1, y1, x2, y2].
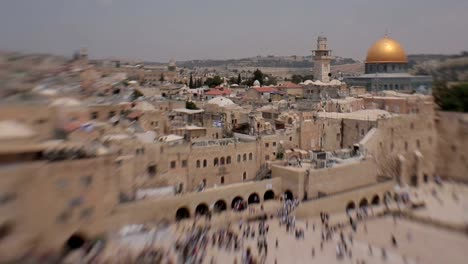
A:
[174, 55, 359, 69]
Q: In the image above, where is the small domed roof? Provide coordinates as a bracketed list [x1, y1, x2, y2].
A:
[253, 80, 261, 87]
[207, 96, 235, 107]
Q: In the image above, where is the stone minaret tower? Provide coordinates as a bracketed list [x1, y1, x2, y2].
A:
[312, 36, 333, 82]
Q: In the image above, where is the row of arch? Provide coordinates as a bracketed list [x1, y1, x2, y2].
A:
[196, 153, 254, 168]
[175, 189, 288, 221]
[345, 192, 393, 212]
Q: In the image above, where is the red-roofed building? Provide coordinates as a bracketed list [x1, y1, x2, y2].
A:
[275, 82, 304, 97]
[204, 87, 232, 100]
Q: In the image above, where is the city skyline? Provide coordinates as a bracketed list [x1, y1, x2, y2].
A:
[1, 0, 468, 61]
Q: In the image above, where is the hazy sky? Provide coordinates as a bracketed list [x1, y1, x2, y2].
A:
[1, 0, 467, 62]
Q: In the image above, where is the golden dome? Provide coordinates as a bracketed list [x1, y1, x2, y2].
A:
[366, 36, 407, 63]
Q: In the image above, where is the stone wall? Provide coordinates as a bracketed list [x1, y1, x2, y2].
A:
[435, 111, 468, 182]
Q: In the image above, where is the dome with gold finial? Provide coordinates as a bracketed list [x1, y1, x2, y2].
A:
[365, 35, 407, 63]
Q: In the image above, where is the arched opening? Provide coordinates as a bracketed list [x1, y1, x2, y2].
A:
[346, 201, 356, 212]
[213, 200, 227, 213]
[284, 190, 294, 200]
[195, 203, 209, 216]
[371, 195, 380, 206]
[423, 174, 429, 183]
[264, 190, 275, 200]
[411, 174, 418, 187]
[175, 207, 190, 221]
[359, 198, 368, 208]
[65, 233, 86, 251]
[231, 196, 245, 211]
[248, 193, 260, 204]
[220, 157, 225, 165]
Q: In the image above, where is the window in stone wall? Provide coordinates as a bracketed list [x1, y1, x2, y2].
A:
[56, 179, 69, 189]
[108, 111, 116, 119]
[203, 159, 207, 168]
[182, 160, 188, 168]
[265, 155, 270, 161]
[214, 158, 219, 166]
[69, 197, 83, 208]
[451, 145, 457, 153]
[91, 112, 98, 120]
[405, 141, 408, 151]
[196, 160, 200, 168]
[147, 165, 157, 177]
[81, 175, 93, 187]
[220, 176, 225, 184]
[170, 161, 176, 169]
[249, 153, 253, 160]
[0, 192, 16, 205]
[273, 142, 276, 147]
[57, 210, 71, 223]
[289, 136, 292, 141]
[80, 207, 94, 219]
[227, 156, 231, 164]
[237, 154, 241, 162]
[243, 154, 247, 161]
[265, 143, 269, 148]
[243, 172, 247, 181]
[220, 157, 225, 165]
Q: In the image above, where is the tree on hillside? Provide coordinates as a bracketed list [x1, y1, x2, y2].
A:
[204, 76, 223, 88]
[291, 75, 303, 84]
[237, 73, 242, 84]
[253, 69, 264, 85]
[159, 73, 165, 82]
[433, 81, 468, 112]
[189, 74, 194, 88]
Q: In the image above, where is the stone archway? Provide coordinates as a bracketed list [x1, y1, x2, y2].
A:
[175, 207, 190, 221]
[423, 174, 429, 183]
[371, 195, 380, 206]
[65, 233, 87, 251]
[195, 203, 209, 216]
[284, 190, 294, 200]
[264, 190, 275, 200]
[231, 196, 245, 211]
[411, 174, 418, 187]
[346, 201, 356, 212]
[248, 193, 260, 204]
[359, 198, 368, 208]
[213, 200, 227, 213]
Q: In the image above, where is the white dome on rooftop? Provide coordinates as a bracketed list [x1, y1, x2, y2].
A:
[208, 96, 235, 107]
